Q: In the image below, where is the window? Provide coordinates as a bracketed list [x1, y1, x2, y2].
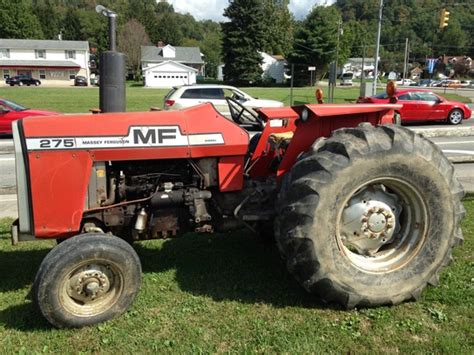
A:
[202, 88, 225, 99]
[69, 70, 76, 80]
[3, 70, 9, 79]
[398, 94, 412, 100]
[35, 49, 46, 59]
[181, 88, 225, 100]
[39, 70, 46, 79]
[417, 92, 439, 102]
[0, 49, 9, 58]
[65, 50, 76, 59]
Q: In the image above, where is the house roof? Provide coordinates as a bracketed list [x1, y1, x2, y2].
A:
[142, 60, 198, 72]
[0, 39, 89, 50]
[272, 55, 285, 61]
[141, 45, 204, 64]
[0, 60, 81, 68]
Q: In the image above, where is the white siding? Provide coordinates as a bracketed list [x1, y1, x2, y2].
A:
[144, 62, 196, 88]
[1, 46, 90, 86]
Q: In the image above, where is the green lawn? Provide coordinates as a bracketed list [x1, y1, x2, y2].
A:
[0, 198, 472, 353]
[0, 83, 470, 114]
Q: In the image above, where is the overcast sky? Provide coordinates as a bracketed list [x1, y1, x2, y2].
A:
[167, 0, 336, 22]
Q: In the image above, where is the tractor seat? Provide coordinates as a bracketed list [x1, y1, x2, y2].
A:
[269, 132, 294, 145]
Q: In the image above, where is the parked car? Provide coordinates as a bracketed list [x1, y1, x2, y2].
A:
[356, 89, 472, 125]
[414, 79, 435, 87]
[0, 98, 58, 135]
[5, 75, 41, 87]
[74, 76, 88, 86]
[163, 84, 284, 117]
[90, 75, 99, 86]
[394, 78, 415, 86]
[340, 72, 354, 86]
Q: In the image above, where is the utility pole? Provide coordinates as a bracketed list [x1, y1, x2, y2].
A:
[373, 0, 383, 95]
[360, 45, 366, 97]
[403, 38, 409, 83]
[290, 64, 294, 105]
[329, 21, 343, 103]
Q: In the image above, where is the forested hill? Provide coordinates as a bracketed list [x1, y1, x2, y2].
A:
[336, 0, 473, 65]
[0, 0, 472, 80]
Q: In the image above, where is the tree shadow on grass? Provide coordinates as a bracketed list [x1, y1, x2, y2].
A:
[0, 230, 337, 331]
[0, 248, 50, 293]
[0, 303, 51, 331]
[135, 230, 333, 310]
[293, 100, 311, 105]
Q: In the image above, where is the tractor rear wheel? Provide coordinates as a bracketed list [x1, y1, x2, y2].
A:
[275, 123, 464, 308]
[33, 233, 141, 328]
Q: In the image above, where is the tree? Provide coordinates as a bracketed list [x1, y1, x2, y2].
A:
[33, 1, 62, 40]
[261, 0, 294, 55]
[222, 0, 266, 84]
[287, 6, 344, 85]
[62, 8, 82, 40]
[118, 19, 150, 79]
[0, 0, 44, 39]
[200, 31, 222, 78]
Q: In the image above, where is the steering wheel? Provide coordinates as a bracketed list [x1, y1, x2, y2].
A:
[226, 97, 264, 130]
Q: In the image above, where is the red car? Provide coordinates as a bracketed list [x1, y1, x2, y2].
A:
[0, 98, 58, 135]
[357, 89, 472, 125]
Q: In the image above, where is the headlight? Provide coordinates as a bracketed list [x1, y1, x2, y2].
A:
[300, 108, 310, 122]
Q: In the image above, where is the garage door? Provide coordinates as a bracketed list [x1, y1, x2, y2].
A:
[151, 71, 190, 87]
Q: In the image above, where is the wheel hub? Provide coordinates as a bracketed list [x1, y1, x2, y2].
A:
[362, 205, 395, 237]
[67, 265, 112, 303]
[340, 185, 401, 256]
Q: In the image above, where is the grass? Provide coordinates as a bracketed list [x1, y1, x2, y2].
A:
[0, 198, 473, 353]
[0, 83, 470, 114]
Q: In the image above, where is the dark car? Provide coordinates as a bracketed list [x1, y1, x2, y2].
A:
[74, 76, 88, 86]
[0, 98, 58, 135]
[357, 89, 472, 125]
[6, 75, 41, 86]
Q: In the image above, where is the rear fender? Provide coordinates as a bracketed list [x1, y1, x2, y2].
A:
[276, 104, 401, 180]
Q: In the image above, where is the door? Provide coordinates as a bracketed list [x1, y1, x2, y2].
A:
[397, 93, 419, 121]
[0, 101, 21, 134]
[416, 92, 444, 120]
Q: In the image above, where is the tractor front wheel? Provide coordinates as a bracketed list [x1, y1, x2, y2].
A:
[33, 233, 141, 328]
[276, 123, 464, 308]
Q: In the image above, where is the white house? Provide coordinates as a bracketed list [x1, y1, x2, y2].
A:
[0, 39, 90, 85]
[217, 52, 287, 83]
[342, 57, 379, 78]
[260, 52, 286, 83]
[141, 44, 204, 88]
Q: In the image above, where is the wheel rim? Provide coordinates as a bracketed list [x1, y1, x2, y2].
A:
[449, 110, 462, 124]
[336, 177, 428, 273]
[59, 260, 124, 317]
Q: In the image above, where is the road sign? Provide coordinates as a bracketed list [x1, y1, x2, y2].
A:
[308, 66, 316, 71]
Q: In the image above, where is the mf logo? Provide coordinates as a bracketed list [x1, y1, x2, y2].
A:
[132, 127, 178, 145]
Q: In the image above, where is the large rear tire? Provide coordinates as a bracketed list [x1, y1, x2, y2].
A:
[33, 233, 142, 328]
[275, 123, 464, 308]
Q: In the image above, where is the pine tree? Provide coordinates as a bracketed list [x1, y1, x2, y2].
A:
[222, 0, 266, 85]
[287, 6, 343, 86]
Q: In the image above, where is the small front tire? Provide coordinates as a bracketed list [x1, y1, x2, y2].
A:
[33, 233, 142, 328]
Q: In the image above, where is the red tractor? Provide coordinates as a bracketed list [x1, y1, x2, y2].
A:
[11, 95, 464, 328]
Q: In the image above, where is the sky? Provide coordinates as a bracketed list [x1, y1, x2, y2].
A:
[167, 0, 336, 22]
